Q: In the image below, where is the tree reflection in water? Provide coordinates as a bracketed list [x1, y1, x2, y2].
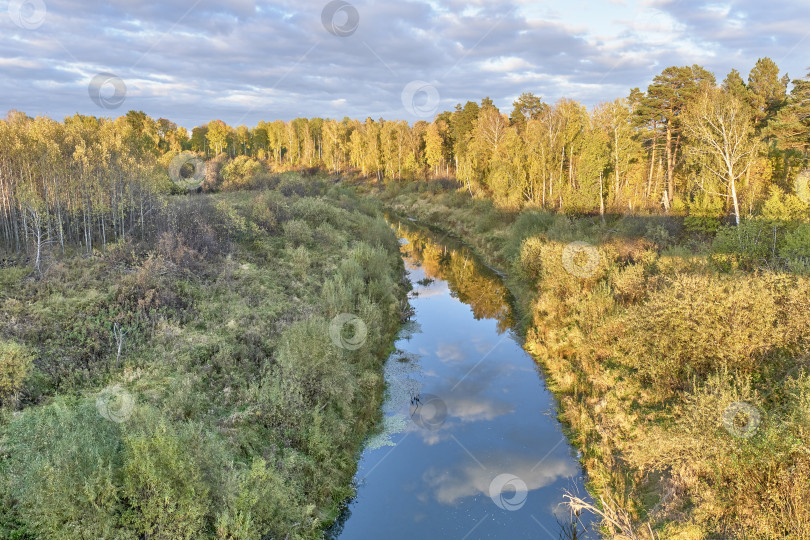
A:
[395, 221, 514, 334]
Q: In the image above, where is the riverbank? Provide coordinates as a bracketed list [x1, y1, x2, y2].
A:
[0, 178, 408, 539]
[350, 177, 810, 538]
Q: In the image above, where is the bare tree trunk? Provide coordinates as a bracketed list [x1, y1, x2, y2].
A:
[647, 123, 658, 199]
[666, 124, 674, 203]
[599, 172, 605, 223]
[614, 127, 620, 204]
[729, 165, 741, 226]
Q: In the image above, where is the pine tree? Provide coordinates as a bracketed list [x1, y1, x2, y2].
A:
[766, 70, 810, 161]
[747, 57, 789, 128]
[643, 65, 716, 205]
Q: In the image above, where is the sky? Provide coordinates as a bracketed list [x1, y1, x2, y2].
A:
[1, 0, 809, 129]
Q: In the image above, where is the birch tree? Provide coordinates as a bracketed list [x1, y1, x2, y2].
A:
[683, 88, 757, 225]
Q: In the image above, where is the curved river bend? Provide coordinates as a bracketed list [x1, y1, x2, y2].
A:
[329, 220, 596, 539]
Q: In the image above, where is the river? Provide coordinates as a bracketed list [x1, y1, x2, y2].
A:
[328, 219, 596, 539]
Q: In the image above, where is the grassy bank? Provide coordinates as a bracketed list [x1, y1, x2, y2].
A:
[357, 178, 810, 539]
[0, 175, 408, 539]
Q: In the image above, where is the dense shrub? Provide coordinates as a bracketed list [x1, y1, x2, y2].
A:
[609, 262, 648, 304]
[759, 186, 809, 222]
[519, 236, 546, 281]
[221, 156, 265, 191]
[249, 190, 290, 233]
[283, 219, 313, 247]
[0, 340, 32, 404]
[643, 222, 673, 248]
[290, 197, 349, 228]
[202, 153, 228, 192]
[658, 370, 810, 536]
[622, 273, 810, 392]
[780, 223, 810, 262]
[711, 220, 778, 271]
[3, 399, 127, 538]
[121, 411, 215, 539]
[278, 173, 317, 197]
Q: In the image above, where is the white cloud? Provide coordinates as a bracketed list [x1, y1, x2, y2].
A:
[1, 0, 808, 126]
[422, 452, 578, 505]
[480, 56, 533, 72]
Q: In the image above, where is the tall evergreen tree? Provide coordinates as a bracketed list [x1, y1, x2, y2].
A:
[510, 92, 547, 131]
[747, 57, 790, 128]
[766, 70, 810, 163]
[643, 65, 716, 205]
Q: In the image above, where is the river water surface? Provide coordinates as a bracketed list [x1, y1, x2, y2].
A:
[330, 220, 596, 539]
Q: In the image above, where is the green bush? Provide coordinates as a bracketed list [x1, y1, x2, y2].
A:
[622, 273, 810, 392]
[711, 220, 778, 271]
[663, 370, 810, 535]
[3, 399, 127, 539]
[683, 196, 724, 237]
[290, 197, 348, 228]
[609, 262, 648, 304]
[643, 222, 673, 249]
[358, 216, 400, 253]
[221, 156, 265, 191]
[780, 223, 810, 262]
[278, 174, 316, 197]
[759, 185, 809, 222]
[519, 236, 546, 281]
[506, 210, 554, 261]
[0, 340, 32, 404]
[121, 412, 213, 539]
[218, 457, 313, 539]
[283, 219, 313, 246]
[249, 190, 290, 233]
[0, 267, 28, 292]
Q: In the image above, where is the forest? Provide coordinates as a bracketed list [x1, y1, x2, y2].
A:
[3, 58, 809, 264]
[1, 57, 809, 538]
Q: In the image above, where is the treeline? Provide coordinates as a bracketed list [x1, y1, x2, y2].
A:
[3, 58, 809, 262]
[0, 111, 167, 266]
[189, 58, 809, 218]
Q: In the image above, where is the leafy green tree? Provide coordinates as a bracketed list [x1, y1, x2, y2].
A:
[470, 107, 512, 197]
[425, 119, 448, 177]
[631, 86, 663, 201]
[156, 118, 177, 152]
[571, 114, 610, 212]
[449, 101, 481, 173]
[252, 122, 268, 147]
[723, 69, 752, 105]
[235, 125, 250, 156]
[480, 96, 497, 111]
[594, 98, 638, 205]
[190, 125, 208, 154]
[206, 120, 230, 155]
